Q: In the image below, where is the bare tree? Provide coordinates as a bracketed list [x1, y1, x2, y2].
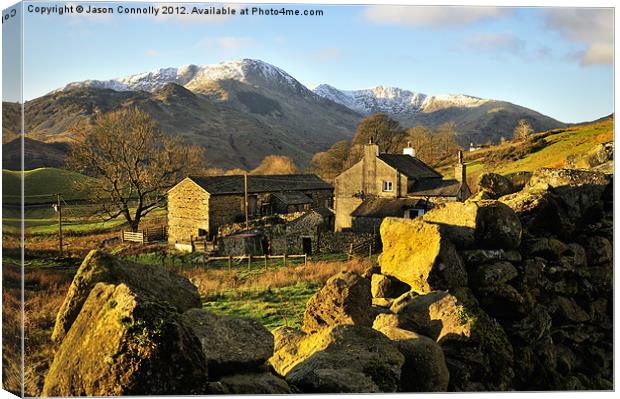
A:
[513, 119, 534, 141]
[66, 108, 204, 231]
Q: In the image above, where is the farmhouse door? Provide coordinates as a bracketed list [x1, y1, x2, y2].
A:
[302, 237, 312, 255]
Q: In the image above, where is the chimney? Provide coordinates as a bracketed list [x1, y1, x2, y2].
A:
[363, 138, 379, 194]
[364, 138, 379, 159]
[455, 150, 466, 183]
[403, 141, 416, 157]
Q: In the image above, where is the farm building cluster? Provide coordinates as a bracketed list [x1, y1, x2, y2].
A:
[167, 142, 470, 255]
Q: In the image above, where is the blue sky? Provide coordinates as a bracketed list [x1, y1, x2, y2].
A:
[7, 1, 615, 122]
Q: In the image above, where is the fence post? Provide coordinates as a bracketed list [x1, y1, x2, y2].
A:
[121, 230, 125, 243]
[228, 256, 233, 271]
[369, 243, 372, 261]
[248, 255, 252, 270]
[264, 255, 268, 271]
[283, 254, 287, 268]
[304, 254, 307, 266]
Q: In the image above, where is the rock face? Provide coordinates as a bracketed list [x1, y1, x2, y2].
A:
[207, 372, 292, 394]
[379, 217, 467, 293]
[288, 165, 612, 392]
[270, 324, 405, 393]
[477, 172, 516, 199]
[371, 273, 410, 299]
[51, 250, 201, 343]
[43, 282, 208, 396]
[302, 272, 372, 333]
[373, 319, 450, 392]
[44, 250, 289, 396]
[422, 200, 522, 250]
[389, 290, 514, 390]
[181, 309, 274, 378]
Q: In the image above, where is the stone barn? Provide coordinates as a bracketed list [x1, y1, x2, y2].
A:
[167, 174, 333, 245]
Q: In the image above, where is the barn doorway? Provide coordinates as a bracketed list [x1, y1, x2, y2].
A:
[302, 237, 312, 255]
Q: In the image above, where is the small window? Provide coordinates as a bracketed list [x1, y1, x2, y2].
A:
[382, 181, 393, 192]
[198, 228, 208, 237]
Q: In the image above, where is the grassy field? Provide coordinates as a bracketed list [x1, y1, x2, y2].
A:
[436, 116, 613, 185]
[2, 167, 167, 235]
[2, 167, 98, 204]
[178, 255, 369, 331]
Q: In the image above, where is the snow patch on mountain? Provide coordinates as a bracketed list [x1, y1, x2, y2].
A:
[312, 84, 490, 114]
[52, 59, 304, 94]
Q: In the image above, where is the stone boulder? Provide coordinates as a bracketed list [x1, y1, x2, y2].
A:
[207, 372, 292, 394]
[52, 250, 201, 343]
[371, 273, 410, 299]
[43, 282, 208, 396]
[500, 189, 573, 238]
[373, 317, 450, 392]
[469, 261, 518, 287]
[302, 272, 372, 333]
[459, 249, 521, 266]
[379, 218, 467, 293]
[527, 168, 610, 227]
[422, 200, 522, 250]
[389, 290, 514, 390]
[270, 324, 405, 393]
[579, 235, 612, 266]
[477, 172, 516, 199]
[528, 167, 610, 190]
[181, 309, 274, 378]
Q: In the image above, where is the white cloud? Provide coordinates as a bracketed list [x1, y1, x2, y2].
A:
[314, 48, 342, 62]
[462, 33, 525, 53]
[544, 8, 613, 66]
[195, 36, 255, 51]
[363, 6, 512, 28]
[145, 49, 160, 57]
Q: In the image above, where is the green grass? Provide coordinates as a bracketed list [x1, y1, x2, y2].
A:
[437, 117, 613, 182]
[202, 282, 319, 331]
[3, 167, 99, 204]
[497, 121, 613, 174]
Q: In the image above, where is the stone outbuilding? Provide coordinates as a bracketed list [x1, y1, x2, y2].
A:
[334, 141, 471, 232]
[167, 174, 333, 245]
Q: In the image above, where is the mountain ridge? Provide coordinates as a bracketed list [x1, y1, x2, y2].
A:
[10, 58, 567, 169]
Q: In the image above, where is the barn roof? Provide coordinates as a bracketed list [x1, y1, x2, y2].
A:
[408, 178, 462, 197]
[378, 154, 442, 179]
[186, 174, 332, 195]
[271, 191, 313, 205]
[351, 198, 425, 218]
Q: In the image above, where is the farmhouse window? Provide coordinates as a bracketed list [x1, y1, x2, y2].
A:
[382, 181, 393, 192]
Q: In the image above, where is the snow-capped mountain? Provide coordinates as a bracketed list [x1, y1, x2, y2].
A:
[40, 58, 564, 166]
[312, 84, 489, 115]
[54, 59, 307, 95]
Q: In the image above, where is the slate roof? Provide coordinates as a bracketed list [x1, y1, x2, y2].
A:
[271, 191, 313, 205]
[186, 174, 333, 195]
[378, 154, 442, 179]
[408, 178, 462, 197]
[351, 198, 426, 218]
[311, 207, 335, 218]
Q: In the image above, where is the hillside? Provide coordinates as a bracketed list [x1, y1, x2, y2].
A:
[2, 137, 70, 170]
[14, 59, 569, 169]
[2, 167, 98, 204]
[14, 82, 360, 170]
[312, 84, 565, 145]
[436, 115, 614, 185]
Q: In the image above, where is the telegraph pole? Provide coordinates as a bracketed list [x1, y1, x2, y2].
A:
[56, 194, 64, 258]
[244, 172, 249, 229]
